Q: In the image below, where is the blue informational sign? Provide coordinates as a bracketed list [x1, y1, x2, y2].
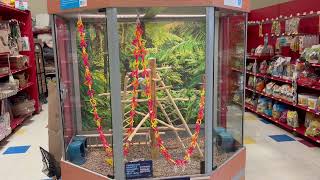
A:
[60, 0, 87, 10]
[224, 0, 243, 8]
[125, 160, 153, 179]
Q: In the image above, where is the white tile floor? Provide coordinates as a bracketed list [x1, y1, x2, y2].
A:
[245, 112, 320, 180]
[1, 105, 320, 180]
[0, 104, 48, 180]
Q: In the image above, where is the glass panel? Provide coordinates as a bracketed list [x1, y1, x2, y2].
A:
[213, 9, 246, 167]
[118, 7, 206, 178]
[53, 11, 114, 176]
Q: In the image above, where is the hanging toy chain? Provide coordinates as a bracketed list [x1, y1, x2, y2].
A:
[123, 19, 145, 156]
[134, 21, 206, 166]
[77, 18, 113, 158]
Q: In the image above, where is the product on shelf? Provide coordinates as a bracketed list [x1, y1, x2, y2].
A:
[265, 82, 276, 95]
[14, 72, 28, 88]
[271, 20, 281, 36]
[254, 45, 274, 56]
[0, 22, 10, 53]
[272, 103, 287, 119]
[285, 17, 300, 35]
[279, 110, 288, 123]
[307, 96, 318, 110]
[305, 114, 320, 137]
[8, 19, 22, 55]
[11, 99, 35, 117]
[256, 78, 265, 92]
[0, 67, 9, 75]
[287, 111, 299, 128]
[301, 44, 320, 63]
[247, 63, 254, 72]
[279, 84, 294, 101]
[298, 94, 309, 106]
[247, 75, 255, 88]
[257, 97, 268, 113]
[259, 60, 268, 74]
[0, 112, 11, 141]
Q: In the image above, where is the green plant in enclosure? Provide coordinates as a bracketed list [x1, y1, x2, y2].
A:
[78, 20, 206, 130]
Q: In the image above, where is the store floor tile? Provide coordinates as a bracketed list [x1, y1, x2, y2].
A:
[269, 134, 296, 142]
[2, 145, 31, 155]
[260, 118, 271, 124]
[298, 139, 316, 147]
[244, 136, 256, 144]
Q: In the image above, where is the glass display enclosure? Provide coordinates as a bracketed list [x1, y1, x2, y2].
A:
[51, 6, 247, 180]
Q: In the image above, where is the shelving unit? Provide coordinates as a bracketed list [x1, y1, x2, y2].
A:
[245, 6, 320, 144]
[0, 3, 40, 141]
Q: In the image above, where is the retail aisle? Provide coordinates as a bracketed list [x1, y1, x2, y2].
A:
[244, 112, 320, 180]
[0, 104, 48, 180]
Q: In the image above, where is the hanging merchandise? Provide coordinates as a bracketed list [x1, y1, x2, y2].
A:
[285, 17, 300, 35]
[8, 19, 22, 55]
[271, 20, 281, 36]
[77, 17, 113, 165]
[259, 23, 263, 37]
[0, 22, 10, 54]
[299, 36, 320, 55]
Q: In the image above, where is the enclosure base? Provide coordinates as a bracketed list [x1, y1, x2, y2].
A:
[60, 147, 245, 180]
[210, 147, 246, 180]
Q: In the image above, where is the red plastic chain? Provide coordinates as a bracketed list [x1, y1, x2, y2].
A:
[135, 21, 206, 166]
[77, 18, 113, 158]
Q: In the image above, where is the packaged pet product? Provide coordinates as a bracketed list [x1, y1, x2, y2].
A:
[247, 63, 254, 72]
[280, 84, 293, 101]
[0, 22, 10, 54]
[305, 112, 315, 128]
[272, 103, 287, 119]
[265, 82, 276, 95]
[256, 78, 265, 92]
[298, 94, 309, 106]
[259, 60, 268, 74]
[272, 84, 281, 98]
[308, 96, 318, 110]
[305, 118, 320, 137]
[279, 111, 288, 123]
[264, 101, 273, 116]
[247, 76, 255, 88]
[257, 97, 268, 114]
[287, 111, 299, 128]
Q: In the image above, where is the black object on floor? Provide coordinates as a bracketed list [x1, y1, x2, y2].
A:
[40, 146, 61, 179]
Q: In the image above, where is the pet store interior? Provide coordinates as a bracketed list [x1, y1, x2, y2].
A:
[0, 0, 319, 180]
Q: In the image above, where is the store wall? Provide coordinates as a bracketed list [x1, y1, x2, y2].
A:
[29, 0, 47, 16]
[250, 0, 292, 10]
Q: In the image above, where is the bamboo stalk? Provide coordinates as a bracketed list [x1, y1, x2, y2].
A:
[157, 73, 204, 157]
[127, 113, 150, 142]
[157, 101, 186, 150]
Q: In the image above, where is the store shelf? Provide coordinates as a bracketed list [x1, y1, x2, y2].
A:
[246, 87, 320, 115]
[0, 3, 28, 15]
[245, 103, 320, 144]
[311, 63, 320, 68]
[247, 55, 272, 61]
[10, 113, 32, 130]
[247, 71, 255, 76]
[256, 73, 293, 83]
[0, 66, 31, 78]
[247, 72, 320, 91]
[19, 82, 33, 92]
[0, 52, 10, 56]
[231, 68, 243, 73]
